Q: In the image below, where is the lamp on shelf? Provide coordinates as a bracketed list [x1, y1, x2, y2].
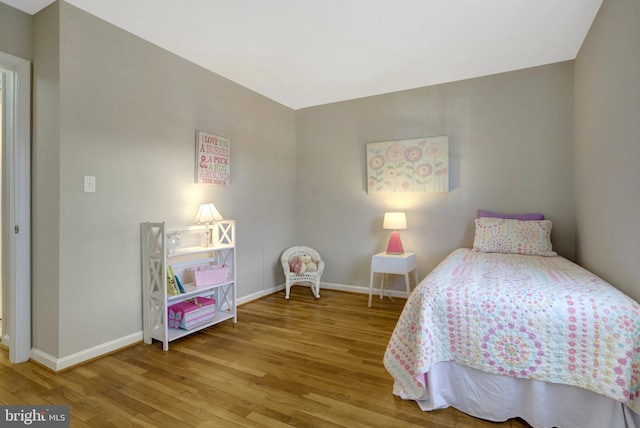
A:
[383, 212, 407, 255]
[194, 202, 223, 247]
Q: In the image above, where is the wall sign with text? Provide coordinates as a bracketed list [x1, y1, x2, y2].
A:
[195, 131, 230, 185]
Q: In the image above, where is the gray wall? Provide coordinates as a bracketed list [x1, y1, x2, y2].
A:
[32, 1, 62, 358]
[295, 62, 575, 289]
[574, 0, 640, 301]
[32, 2, 297, 358]
[0, 2, 32, 60]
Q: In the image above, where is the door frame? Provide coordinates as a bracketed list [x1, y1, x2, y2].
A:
[1, 51, 31, 363]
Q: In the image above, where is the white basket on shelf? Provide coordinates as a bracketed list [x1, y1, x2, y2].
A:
[191, 265, 229, 286]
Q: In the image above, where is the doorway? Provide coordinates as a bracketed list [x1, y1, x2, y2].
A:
[1, 75, 3, 333]
[0, 51, 31, 364]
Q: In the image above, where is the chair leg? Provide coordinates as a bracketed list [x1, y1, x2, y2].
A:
[285, 281, 291, 299]
[313, 281, 320, 298]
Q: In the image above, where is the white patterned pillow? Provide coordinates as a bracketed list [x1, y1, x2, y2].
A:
[472, 218, 557, 256]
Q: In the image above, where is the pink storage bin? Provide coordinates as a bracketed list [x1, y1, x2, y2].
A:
[168, 297, 217, 330]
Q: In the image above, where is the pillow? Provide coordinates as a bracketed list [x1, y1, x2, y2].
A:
[289, 256, 302, 273]
[472, 217, 557, 256]
[477, 209, 544, 221]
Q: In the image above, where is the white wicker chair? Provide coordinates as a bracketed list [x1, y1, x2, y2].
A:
[281, 246, 325, 299]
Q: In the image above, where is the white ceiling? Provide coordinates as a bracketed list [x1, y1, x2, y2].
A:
[2, 0, 602, 110]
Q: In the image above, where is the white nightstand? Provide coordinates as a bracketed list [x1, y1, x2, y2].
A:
[368, 252, 418, 307]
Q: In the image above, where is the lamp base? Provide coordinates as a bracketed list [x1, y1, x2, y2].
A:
[203, 223, 211, 247]
[386, 231, 405, 255]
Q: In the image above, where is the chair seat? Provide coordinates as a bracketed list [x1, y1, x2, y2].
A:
[281, 246, 324, 299]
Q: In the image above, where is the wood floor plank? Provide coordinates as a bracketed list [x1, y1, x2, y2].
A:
[0, 289, 531, 427]
[0, 385, 27, 405]
[301, 392, 426, 428]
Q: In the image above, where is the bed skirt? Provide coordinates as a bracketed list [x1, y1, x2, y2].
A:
[394, 361, 640, 428]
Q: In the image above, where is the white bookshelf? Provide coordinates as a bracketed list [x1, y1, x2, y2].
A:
[140, 220, 236, 350]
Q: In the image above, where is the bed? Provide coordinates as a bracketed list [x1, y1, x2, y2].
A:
[384, 217, 640, 428]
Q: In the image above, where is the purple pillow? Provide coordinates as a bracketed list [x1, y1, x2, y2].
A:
[477, 209, 544, 221]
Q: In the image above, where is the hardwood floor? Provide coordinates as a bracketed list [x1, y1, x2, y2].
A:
[0, 289, 531, 427]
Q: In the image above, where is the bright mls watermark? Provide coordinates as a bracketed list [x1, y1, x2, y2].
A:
[1, 406, 69, 427]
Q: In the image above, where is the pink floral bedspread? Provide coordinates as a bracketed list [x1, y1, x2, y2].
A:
[384, 249, 640, 411]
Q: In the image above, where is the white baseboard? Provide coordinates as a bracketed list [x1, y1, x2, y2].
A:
[30, 331, 142, 372]
[320, 281, 410, 298]
[29, 284, 406, 370]
[233, 282, 403, 305]
[2, 333, 11, 349]
[237, 284, 284, 306]
[274, 281, 409, 298]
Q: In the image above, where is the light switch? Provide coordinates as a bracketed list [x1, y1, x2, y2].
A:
[84, 176, 96, 193]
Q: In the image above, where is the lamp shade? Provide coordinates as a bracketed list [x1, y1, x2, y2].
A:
[194, 203, 223, 224]
[383, 212, 407, 230]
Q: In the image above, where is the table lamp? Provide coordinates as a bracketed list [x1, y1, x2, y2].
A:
[383, 212, 406, 255]
[194, 202, 223, 246]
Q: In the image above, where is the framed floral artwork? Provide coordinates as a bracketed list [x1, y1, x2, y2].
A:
[366, 136, 449, 194]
